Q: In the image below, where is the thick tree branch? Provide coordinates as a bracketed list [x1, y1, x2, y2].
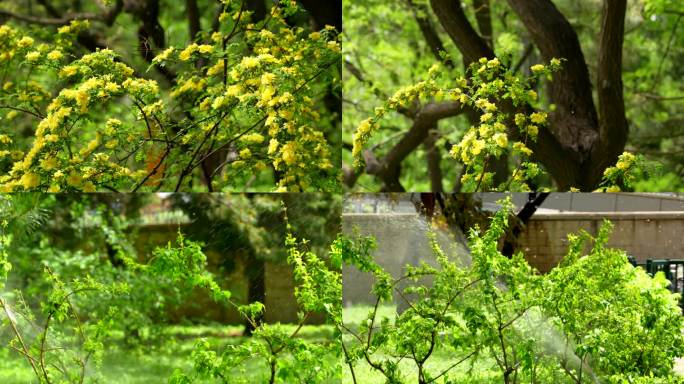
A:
[595, 0, 627, 174]
[0, 0, 122, 26]
[344, 59, 415, 117]
[472, 0, 493, 49]
[407, 0, 453, 67]
[506, 0, 598, 157]
[429, 0, 495, 64]
[186, 0, 202, 40]
[423, 129, 444, 192]
[368, 101, 464, 191]
[37, 0, 61, 18]
[246, 0, 268, 22]
[299, 0, 341, 30]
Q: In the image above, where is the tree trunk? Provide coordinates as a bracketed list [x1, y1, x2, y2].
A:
[243, 256, 265, 336]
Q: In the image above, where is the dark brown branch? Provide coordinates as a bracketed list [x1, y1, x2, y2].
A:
[407, 0, 453, 67]
[36, 0, 60, 18]
[423, 128, 444, 192]
[0, 0, 122, 26]
[594, 0, 628, 177]
[429, 0, 495, 64]
[505, 0, 598, 156]
[368, 101, 464, 191]
[186, 0, 202, 40]
[0, 9, 98, 25]
[472, 0, 493, 49]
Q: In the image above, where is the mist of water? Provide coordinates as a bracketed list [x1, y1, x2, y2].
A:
[343, 211, 599, 383]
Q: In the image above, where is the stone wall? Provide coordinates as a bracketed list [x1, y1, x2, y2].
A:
[518, 212, 684, 272]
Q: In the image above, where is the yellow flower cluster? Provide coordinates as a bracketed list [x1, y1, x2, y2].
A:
[615, 152, 636, 170]
[179, 44, 213, 61]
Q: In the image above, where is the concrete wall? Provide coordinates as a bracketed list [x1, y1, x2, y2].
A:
[342, 213, 467, 306]
[478, 193, 684, 212]
[519, 212, 684, 272]
[342, 211, 684, 304]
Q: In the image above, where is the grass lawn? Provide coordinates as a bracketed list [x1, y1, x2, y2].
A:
[343, 305, 684, 383]
[342, 304, 498, 384]
[0, 323, 337, 384]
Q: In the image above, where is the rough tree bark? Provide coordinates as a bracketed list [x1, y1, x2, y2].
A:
[425, 0, 629, 191]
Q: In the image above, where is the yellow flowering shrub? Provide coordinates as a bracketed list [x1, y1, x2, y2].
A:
[595, 152, 657, 192]
[353, 57, 563, 191]
[0, 2, 340, 192]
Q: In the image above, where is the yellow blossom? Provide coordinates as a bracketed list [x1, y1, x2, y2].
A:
[615, 152, 636, 170]
[212, 96, 227, 110]
[66, 172, 82, 187]
[153, 46, 174, 63]
[197, 44, 213, 54]
[239, 148, 252, 159]
[25, 51, 40, 62]
[261, 72, 276, 85]
[60, 65, 78, 78]
[75, 90, 89, 113]
[309, 31, 321, 40]
[514, 113, 526, 127]
[17, 36, 34, 48]
[240, 56, 260, 69]
[47, 184, 61, 192]
[83, 182, 96, 192]
[240, 133, 265, 144]
[471, 139, 485, 155]
[226, 84, 242, 97]
[513, 142, 533, 156]
[281, 142, 297, 165]
[104, 82, 120, 93]
[40, 156, 58, 170]
[357, 118, 373, 135]
[268, 139, 279, 154]
[530, 112, 547, 124]
[207, 61, 225, 76]
[480, 113, 493, 122]
[47, 50, 63, 61]
[493, 133, 508, 148]
[530, 64, 545, 73]
[20, 172, 40, 189]
[260, 86, 275, 102]
[179, 44, 197, 61]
